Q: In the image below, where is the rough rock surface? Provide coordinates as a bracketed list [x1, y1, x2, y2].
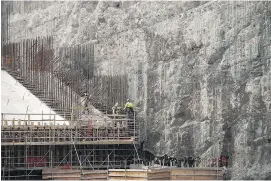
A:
[5, 1, 271, 179]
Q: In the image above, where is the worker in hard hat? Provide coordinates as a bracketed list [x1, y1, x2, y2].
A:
[112, 103, 120, 114]
[124, 99, 134, 114]
[81, 92, 90, 114]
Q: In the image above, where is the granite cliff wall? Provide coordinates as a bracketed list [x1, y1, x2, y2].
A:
[3, 1, 271, 179]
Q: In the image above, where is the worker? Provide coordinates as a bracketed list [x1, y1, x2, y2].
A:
[81, 92, 90, 114]
[112, 103, 120, 114]
[124, 99, 134, 114]
[6, 55, 12, 68]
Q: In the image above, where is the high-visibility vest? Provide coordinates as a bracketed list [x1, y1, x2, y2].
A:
[126, 102, 134, 108]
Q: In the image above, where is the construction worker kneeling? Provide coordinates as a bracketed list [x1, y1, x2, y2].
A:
[112, 103, 121, 114]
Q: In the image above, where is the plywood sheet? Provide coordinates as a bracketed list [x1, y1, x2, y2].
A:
[109, 170, 147, 177]
[109, 176, 146, 180]
[171, 168, 223, 180]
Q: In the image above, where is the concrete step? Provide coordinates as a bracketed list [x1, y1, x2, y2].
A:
[57, 113, 71, 116]
[13, 76, 24, 81]
[50, 105, 62, 109]
[32, 89, 43, 92]
[40, 97, 59, 101]
[58, 115, 72, 119]
[31, 92, 46, 96]
[7, 71, 19, 76]
[17, 81, 36, 87]
[54, 110, 71, 115]
[23, 83, 38, 87]
[43, 101, 60, 106]
[42, 101, 59, 105]
[53, 108, 71, 112]
[53, 109, 71, 112]
[34, 91, 53, 94]
[22, 85, 37, 89]
[35, 95, 55, 99]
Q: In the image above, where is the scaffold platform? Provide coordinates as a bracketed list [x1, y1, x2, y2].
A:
[1, 113, 139, 180]
[1, 113, 138, 145]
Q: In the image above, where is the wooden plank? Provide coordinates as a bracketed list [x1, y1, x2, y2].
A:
[148, 171, 170, 180]
[171, 168, 195, 175]
[109, 171, 147, 177]
[42, 176, 54, 180]
[51, 175, 81, 178]
[171, 171, 223, 180]
[148, 168, 169, 173]
[82, 177, 107, 180]
[171, 168, 222, 175]
[194, 175, 222, 180]
[82, 170, 108, 174]
[171, 167, 212, 170]
[81, 172, 108, 179]
[53, 177, 80, 180]
[109, 176, 146, 180]
[81, 175, 107, 179]
[108, 169, 171, 180]
[171, 175, 195, 180]
[194, 169, 220, 175]
[109, 169, 147, 172]
[172, 175, 222, 180]
[148, 177, 171, 180]
[148, 172, 170, 178]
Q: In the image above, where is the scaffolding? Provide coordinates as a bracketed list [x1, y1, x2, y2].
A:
[1, 112, 138, 180]
[1, 32, 132, 181]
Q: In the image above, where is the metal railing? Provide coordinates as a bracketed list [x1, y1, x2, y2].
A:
[1, 113, 138, 144]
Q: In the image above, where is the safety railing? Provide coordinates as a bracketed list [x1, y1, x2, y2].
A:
[1, 113, 68, 126]
[1, 113, 138, 144]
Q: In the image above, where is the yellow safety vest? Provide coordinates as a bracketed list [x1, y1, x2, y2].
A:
[126, 102, 134, 108]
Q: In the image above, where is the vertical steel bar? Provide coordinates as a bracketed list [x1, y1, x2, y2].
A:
[40, 37, 44, 95]
[34, 38, 37, 89]
[26, 39, 29, 82]
[18, 40, 21, 77]
[30, 39, 33, 85]
[42, 37, 46, 98]
[49, 38, 52, 102]
[30, 39, 35, 85]
[22, 40, 24, 78]
[11, 43, 14, 71]
[6, 3, 9, 43]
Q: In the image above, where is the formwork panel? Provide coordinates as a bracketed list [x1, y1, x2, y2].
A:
[108, 169, 171, 180]
[81, 170, 108, 180]
[42, 168, 81, 180]
[170, 167, 223, 180]
[109, 176, 146, 180]
[109, 171, 147, 177]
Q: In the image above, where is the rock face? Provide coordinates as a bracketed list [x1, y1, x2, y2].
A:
[4, 1, 271, 179]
